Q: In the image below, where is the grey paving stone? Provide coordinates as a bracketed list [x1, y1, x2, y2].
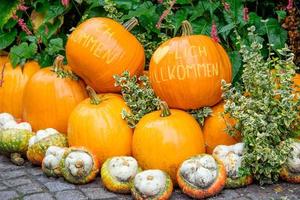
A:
[0, 169, 26, 179]
[81, 187, 118, 200]
[24, 192, 55, 200]
[0, 183, 8, 190]
[55, 190, 88, 200]
[35, 174, 57, 183]
[4, 177, 32, 187]
[16, 183, 44, 195]
[45, 181, 75, 192]
[0, 190, 19, 200]
[26, 167, 43, 176]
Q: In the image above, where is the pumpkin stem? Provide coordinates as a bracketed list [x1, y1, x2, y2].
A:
[10, 153, 24, 166]
[123, 17, 139, 32]
[53, 55, 64, 72]
[52, 55, 79, 80]
[160, 101, 171, 117]
[86, 86, 101, 105]
[181, 20, 193, 36]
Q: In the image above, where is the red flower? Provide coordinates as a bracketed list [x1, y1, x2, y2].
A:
[210, 21, 220, 43]
[156, 0, 176, 29]
[223, 2, 230, 11]
[243, 7, 249, 22]
[61, 0, 70, 7]
[157, 0, 163, 3]
[286, 0, 293, 10]
[18, 18, 32, 35]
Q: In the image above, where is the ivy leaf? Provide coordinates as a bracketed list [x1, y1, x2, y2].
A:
[0, 29, 17, 49]
[9, 42, 38, 67]
[0, 0, 19, 29]
[229, 51, 242, 83]
[264, 19, 287, 50]
[46, 38, 64, 55]
[173, 9, 188, 35]
[276, 10, 286, 22]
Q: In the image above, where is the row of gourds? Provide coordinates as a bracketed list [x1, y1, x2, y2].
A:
[0, 16, 299, 199]
[0, 112, 299, 199]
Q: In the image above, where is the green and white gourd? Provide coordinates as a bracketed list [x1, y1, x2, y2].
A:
[60, 147, 99, 184]
[42, 146, 67, 177]
[101, 156, 141, 193]
[27, 128, 68, 165]
[0, 113, 33, 165]
[213, 143, 253, 188]
[131, 169, 173, 200]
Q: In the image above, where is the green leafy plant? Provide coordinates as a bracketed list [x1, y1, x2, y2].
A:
[222, 26, 300, 184]
[114, 71, 212, 127]
[0, 0, 289, 78]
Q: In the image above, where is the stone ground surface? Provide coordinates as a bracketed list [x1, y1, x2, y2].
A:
[0, 155, 299, 200]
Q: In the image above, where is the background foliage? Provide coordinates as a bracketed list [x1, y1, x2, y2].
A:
[0, 0, 296, 83]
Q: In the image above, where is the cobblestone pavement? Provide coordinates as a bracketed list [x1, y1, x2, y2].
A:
[0, 155, 299, 200]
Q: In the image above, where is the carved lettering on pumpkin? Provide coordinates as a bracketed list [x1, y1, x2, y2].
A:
[71, 29, 118, 64]
[154, 62, 220, 83]
[177, 65, 186, 80]
[167, 65, 176, 80]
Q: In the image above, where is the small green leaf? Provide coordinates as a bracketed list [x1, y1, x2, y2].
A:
[9, 42, 38, 67]
[46, 38, 64, 55]
[0, 29, 17, 49]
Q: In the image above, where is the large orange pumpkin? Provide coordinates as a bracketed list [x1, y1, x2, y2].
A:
[22, 56, 87, 133]
[68, 87, 133, 165]
[149, 21, 232, 110]
[0, 57, 39, 118]
[203, 102, 240, 154]
[132, 102, 205, 183]
[66, 17, 145, 93]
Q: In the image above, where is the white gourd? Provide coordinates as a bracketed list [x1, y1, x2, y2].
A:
[134, 170, 166, 197]
[108, 156, 138, 181]
[179, 155, 218, 188]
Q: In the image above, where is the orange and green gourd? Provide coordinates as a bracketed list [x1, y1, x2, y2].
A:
[132, 101, 205, 184]
[0, 57, 39, 119]
[280, 139, 300, 183]
[101, 156, 141, 194]
[213, 143, 253, 188]
[60, 146, 99, 184]
[42, 146, 67, 177]
[149, 21, 232, 110]
[68, 86, 133, 166]
[131, 170, 173, 200]
[22, 55, 87, 133]
[27, 128, 68, 166]
[66, 17, 145, 93]
[176, 154, 226, 199]
[203, 102, 240, 154]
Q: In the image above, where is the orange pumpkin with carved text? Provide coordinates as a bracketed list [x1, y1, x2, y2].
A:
[22, 56, 87, 133]
[149, 21, 232, 110]
[0, 57, 39, 118]
[66, 17, 145, 93]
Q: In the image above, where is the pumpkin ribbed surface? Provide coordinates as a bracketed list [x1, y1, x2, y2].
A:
[132, 107, 205, 183]
[0, 58, 39, 118]
[22, 66, 87, 133]
[68, 93, 133, 165]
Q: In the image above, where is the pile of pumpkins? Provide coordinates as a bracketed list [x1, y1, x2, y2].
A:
[0, 17, 299, 199]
